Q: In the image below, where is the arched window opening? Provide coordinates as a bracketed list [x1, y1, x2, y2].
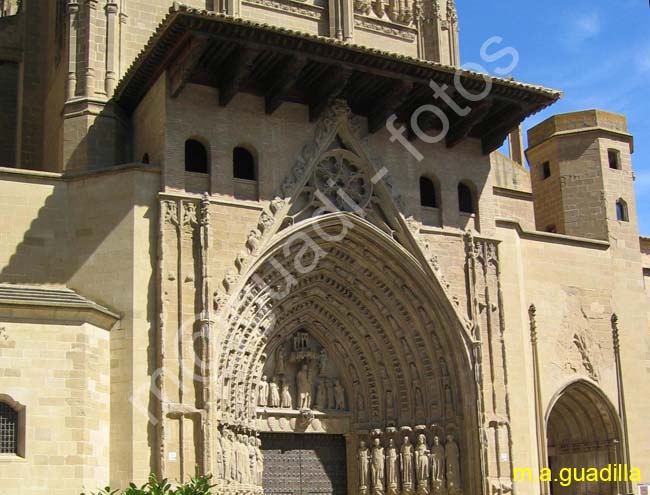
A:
[458, 182, 475, 214]
[142, 153, 150, 164]
[616, 199, 629, 222]
[233, 146, 256, 181]
[0, 401, 18, 454]
[608, 149, 621, 170]
[185, 139, 208, 174]
[419, 177, 438, 208]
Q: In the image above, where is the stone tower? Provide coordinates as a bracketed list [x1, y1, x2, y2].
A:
[525, 109, 636, 241]
[0, 0, 461, 172]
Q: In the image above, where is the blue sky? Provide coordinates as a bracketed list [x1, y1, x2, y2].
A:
[457, 0, 650, 235]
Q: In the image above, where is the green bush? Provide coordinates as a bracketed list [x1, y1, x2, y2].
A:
[81, 474, 216, 495]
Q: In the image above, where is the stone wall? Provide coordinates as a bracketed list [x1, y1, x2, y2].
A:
[0, 319, 111, 495]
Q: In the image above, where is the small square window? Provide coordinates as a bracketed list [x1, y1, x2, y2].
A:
[608, 149, 621, 170]
[542, 161, 551, 180]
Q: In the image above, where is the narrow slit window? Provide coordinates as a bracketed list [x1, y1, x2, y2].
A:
[542, 161, 551, 180]
[616, 199, 628, 222]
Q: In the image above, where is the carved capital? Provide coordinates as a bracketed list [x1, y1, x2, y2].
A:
[611, 313, 620, 352]
[528, 304, 537, 344]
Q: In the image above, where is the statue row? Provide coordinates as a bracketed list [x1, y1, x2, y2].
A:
[215, 426, 264, 488]
[358, 434, 463, 495]
[258, 371, 346, 411]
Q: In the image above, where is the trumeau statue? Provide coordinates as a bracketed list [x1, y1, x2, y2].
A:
[258, 375, 269, 407]
[386, 438, 399, 495]
[445, 434, 462, 495]
[401, 436, 414, 494]
[415, 434, 430, 493]
[297, 363, 312, 409]
[358, 440, 370, 494]
[371, 437, 385, 495]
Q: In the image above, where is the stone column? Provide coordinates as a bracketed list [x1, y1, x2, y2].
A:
[66, 0, 80, 100]
[529, 305, 549, 495]
[611, 314, 633, 495]
[84, 0, 98, 96]
[104, 2, 118, 97]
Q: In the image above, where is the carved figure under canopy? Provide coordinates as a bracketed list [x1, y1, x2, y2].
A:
[430, 436, 445, 482]
[358, 440, 370, 493]
[386, 438, 399, 494]
[415, 434, 429, 492]
[370, 437, 385, 495]
[445, 434, 462, 494]
[400, 436, 414, 492]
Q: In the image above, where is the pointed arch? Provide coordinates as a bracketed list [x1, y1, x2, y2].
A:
[545, 379, 623, 495]
[213, 212, 481, 493]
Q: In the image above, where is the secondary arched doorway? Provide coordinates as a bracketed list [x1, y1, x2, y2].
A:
[546, 380, 623, 495]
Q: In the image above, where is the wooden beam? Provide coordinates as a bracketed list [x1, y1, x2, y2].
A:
[308, 67, 352, 122]
[265, 55, 307, 114]
[445, 100, 492, 148]
[168, 35, 210, 98]
[367, 81, 413, 133]
[218, 45, 259, 107]
[481, 104, 533, 154]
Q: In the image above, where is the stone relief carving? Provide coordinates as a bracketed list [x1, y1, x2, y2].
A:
[358, 428, 462, 495]
[258, 330, 348, 413]
[214, 424, 264, 490]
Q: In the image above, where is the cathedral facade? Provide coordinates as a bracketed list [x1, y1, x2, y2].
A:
[0, 2, 649, 495]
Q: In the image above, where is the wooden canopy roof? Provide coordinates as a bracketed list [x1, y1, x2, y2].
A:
[114, 3, 562, 154]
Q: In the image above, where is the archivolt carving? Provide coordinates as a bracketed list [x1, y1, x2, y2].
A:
[213, 215, 474, 441]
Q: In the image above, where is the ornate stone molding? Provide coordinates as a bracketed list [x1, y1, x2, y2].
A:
[242, 0, 325, 20]
[353, 15, 418, 41]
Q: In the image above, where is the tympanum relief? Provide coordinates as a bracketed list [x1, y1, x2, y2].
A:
[258, 330, 348, 416]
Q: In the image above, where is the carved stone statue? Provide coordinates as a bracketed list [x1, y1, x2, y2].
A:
[386, 438, 399, 495]
[269, 379, 281, 407]
[235, 434, 244, 483]
[258, 375, 269, 407]
[275, 345, 287, 375]
[415, 434, 429, 493]
[281, 380, 293, 409]
[430, 436, 445, 482]
[334, 379, 345, 410]
[297, 363, 312, 409]
[358, 440, 370, 494]
[315, 379, 327, 410]
[401, 436, 414, 494]
[248, 436, 257, 487]
[370, 437, 385, 495]
[222, 429, 233, 481]
[327, 379, 336, 409]
[255, 438, 264, 486]
[445, 435, 462, 495]
[215, 427, 224, 479]
[319, 348, 328, 375]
